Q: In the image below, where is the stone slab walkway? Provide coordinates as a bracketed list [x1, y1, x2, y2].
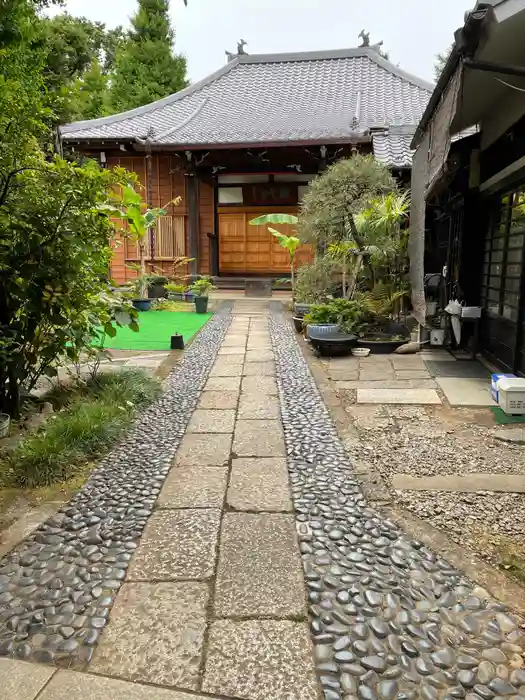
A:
[80, 304, 317, 700]
[2, 303, 525, 700]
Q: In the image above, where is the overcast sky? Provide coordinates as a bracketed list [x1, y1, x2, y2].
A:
[50, 0, 469, 84]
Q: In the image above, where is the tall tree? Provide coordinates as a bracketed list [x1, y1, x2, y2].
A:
[0, 0, 137, 417]
[110, 0, 188, 113]
[39, 13, 123, 122]
[434, 45, 453, 81]
[71, 58, 110, 120]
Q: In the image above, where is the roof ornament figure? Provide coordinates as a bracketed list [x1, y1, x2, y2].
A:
[358, 30, 370, 47]
[226, 39, 248, 63]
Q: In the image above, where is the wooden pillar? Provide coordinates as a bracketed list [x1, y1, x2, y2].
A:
[145, 145, 155, 264]
[186, 172, 199, 277]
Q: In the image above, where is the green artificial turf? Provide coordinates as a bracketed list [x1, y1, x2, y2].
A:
[96, 310, 213, 351]
[490, 406, 525, 424]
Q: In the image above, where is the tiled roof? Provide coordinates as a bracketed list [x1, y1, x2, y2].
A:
[372, 125, 417, 168]
[60, 48, 433, 149]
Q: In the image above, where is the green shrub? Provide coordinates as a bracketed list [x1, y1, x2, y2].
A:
[295, 258, 339, 303]
[86, 368, 161, 407]
[304, 298, 367, 333]
[3, 369, 161, 488]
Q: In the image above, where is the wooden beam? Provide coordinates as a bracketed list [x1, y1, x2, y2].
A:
[186, 172, 199, 277]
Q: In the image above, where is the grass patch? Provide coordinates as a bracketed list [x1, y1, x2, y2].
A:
[0, 369, 161, 489]
[475, 530, 525, 586]
[93, 309, 212, 351]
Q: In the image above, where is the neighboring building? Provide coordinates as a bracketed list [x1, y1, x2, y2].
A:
[61, 46, 432, 284]
[411, 0, 525, 373]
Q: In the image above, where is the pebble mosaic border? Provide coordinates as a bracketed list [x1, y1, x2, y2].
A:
[0, 309, 231, 666]
[269, 310, 525, 700]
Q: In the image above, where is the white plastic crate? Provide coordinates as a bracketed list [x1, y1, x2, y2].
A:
[498, 377, 525, 415]
[491, 373, 516, 402]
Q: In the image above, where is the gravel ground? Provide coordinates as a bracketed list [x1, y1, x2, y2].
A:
[0, 308, 231, 667]
[271, 310, 525, 700]
[338, 394, 525, 573]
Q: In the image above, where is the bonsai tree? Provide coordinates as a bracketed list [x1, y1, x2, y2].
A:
[102, 184, 181, 301]
[249, 214, 301, 298]
[299, 155, 397, 253]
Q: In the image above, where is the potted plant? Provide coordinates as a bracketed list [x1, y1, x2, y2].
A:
[126, 272, 154, 311]
[165, 282, 188, 301]
[189, 276, 216, 313]
[148, 274, 169, 299]
[303, 303, 341, 338]
[354, 284, 411, 353]
[249, 214, 302, 300]
[100, 184, 181, 312]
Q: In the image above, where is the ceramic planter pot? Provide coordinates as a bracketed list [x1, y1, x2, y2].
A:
[148, 283, 167, 299]
[194, 296, 209, 314]
[293, 303, 311, 318]
[305, 323, 339, 339]
[132, 299, 153, 312]
[292, 316, 304, 333]
[357, 337, 409, 354]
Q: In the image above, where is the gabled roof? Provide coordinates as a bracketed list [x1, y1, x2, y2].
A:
[61, 47, 433, 165]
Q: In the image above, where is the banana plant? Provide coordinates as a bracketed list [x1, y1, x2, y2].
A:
[249, 213, 301, 298]
[100, 184, 181, 299]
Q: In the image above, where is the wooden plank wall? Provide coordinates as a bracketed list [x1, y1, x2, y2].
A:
[106, 155, 188, 284]
[199, 179, 214, 275]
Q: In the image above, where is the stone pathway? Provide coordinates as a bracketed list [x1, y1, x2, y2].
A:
[2, 302, 525, 700]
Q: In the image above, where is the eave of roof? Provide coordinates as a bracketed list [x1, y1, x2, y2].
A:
[60, 47, 433, 148]
[411, 3, 497, 149]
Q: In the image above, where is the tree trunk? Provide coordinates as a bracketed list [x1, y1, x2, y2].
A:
[139, 241, 147, 298]
[290, 255, 295, 302]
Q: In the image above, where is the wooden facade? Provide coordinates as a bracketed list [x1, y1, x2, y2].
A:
[91, 145, 365, 284]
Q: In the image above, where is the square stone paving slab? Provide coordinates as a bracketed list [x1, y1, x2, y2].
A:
[335, 380, 413, 390]
[203, 620, 317, 700]
[227, 458, 292, 511]
[246, 340, 272, 349]
[91, 582, 208, 689]
[357, 388, 441, 405]
[217, 346, 246, 356]
[222, 335, 247, 346]
[187, 409, 236, 433]
[175, 433, 232, 465]
[208, 363, 244, 377]
[242, 361, 275, 376]
[241, 375, 278, 395]
[39, 670, 209, 700]
[198, 390, 239, 409]
[203, 376, 241, 392]
[233, 419, 285, 456]
[436, 376, 495, 406]
[158, 465, 228, 508]
[128, 509, 220, 580]
[395, 369, 432, 379]
[0, 658, 55, 700]
[391, 356, 426, 369]
[359, 369, 395, 381]
[238, 392, 280, 419]
[214, 513, 304, 617]
[245, 349, 274, 362]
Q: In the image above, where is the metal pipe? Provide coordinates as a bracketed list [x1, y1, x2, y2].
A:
[463, 57, 525, 79]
